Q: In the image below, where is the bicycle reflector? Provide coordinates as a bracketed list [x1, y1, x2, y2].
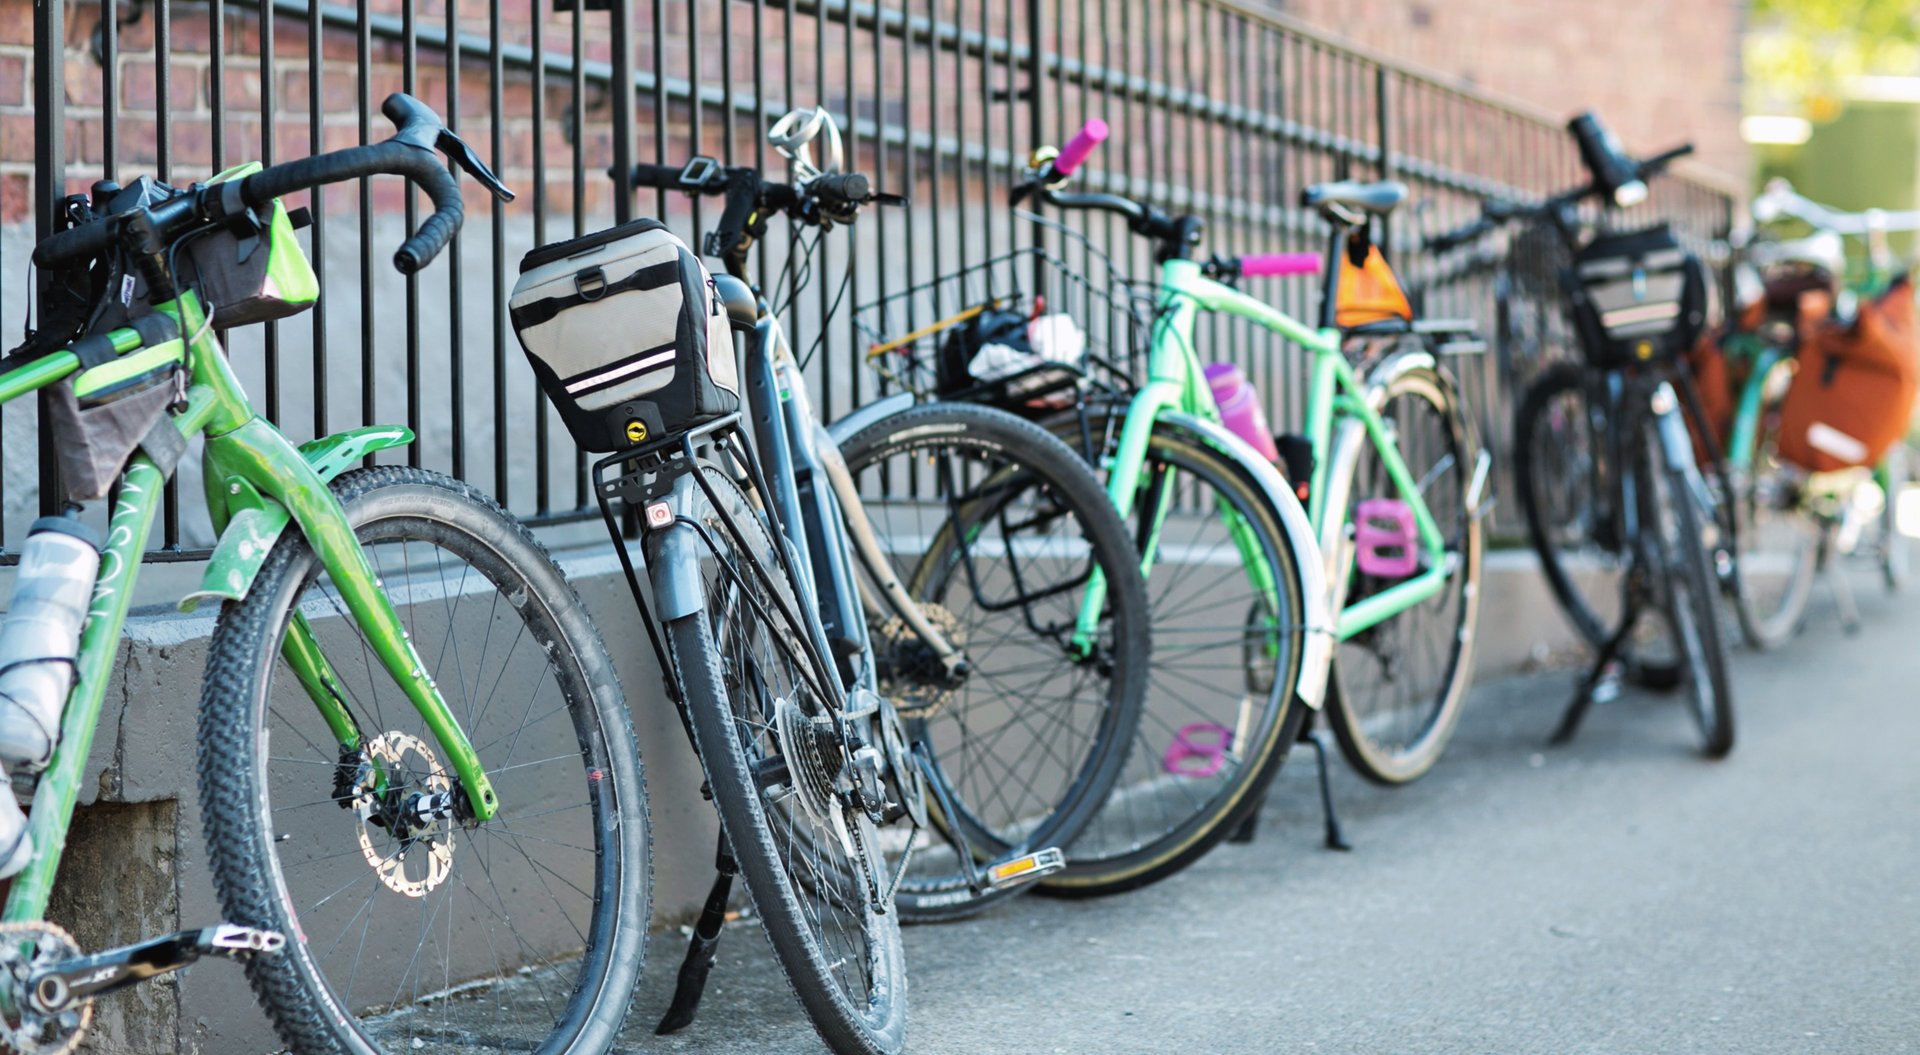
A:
[1568, 112, 1647, 208]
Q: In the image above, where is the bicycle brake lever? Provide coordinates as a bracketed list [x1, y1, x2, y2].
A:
[437, 128, 517, 203]
[870, 192, 909, 207]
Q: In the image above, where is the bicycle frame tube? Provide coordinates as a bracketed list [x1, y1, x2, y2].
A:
[1723, 341, 1790, 475]
[0, 291, 499, 926]
[1147, 261, 1450, 641]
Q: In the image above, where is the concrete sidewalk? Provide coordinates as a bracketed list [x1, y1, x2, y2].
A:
[612, 569, 1920, 1055]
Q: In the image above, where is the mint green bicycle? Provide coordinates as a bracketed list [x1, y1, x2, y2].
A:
[1711, 178, 1919, 641]
[1003, 124, 1485, 895]
[4, 95, 648, 1055]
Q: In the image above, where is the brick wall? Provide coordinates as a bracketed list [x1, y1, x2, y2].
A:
[1272, 0, 1749, 182]
[0, 0, 649, 225]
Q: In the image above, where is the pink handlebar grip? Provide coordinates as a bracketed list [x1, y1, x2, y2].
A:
[1238, 252, 1324, 278]
[1053, 119, 1110, 177]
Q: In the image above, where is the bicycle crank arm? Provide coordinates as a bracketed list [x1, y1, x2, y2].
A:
[26, 924, 285, 1015]
[911, 742, 1065, 897]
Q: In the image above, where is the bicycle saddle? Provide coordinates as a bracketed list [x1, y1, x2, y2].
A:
[1302, 180, 1408, 223]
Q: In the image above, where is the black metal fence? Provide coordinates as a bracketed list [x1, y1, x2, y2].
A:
[8, 0, 1736, 553]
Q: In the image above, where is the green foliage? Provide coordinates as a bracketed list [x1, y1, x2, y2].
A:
[1748, 0, 1920, 116]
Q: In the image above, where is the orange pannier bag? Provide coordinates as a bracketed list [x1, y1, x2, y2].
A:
[1686, 286, 1837, 463]
[1334, 241, 1413, 328]
[1777, 275, 1919, 472]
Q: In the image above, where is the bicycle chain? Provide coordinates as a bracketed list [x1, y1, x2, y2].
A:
[0, 921, 90, 1055]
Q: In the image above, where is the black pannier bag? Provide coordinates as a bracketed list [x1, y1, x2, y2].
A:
[511, 218, 739, 451]
[1571, 222, 1708, 367]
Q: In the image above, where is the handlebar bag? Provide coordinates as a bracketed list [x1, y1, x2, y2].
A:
[1777, 274, 1918, 472]
[90, 169, 319, 332]
[511, 218, 739, 451]
[182, 163, 320, 327]
[1572, 223, 1706, 366]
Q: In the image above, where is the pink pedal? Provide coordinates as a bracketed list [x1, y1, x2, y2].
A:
[1163, 723, 1233, 778]
[1354, 498, 1420, 579]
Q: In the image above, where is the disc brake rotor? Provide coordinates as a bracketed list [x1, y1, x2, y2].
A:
[352, 731, 456, 898]
[0, 922, 90, 1055]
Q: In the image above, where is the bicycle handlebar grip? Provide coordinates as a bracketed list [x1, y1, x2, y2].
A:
[1052, 119, 1110, 177]
[1238, 252, 1323, 278]
[1425, 217, 1493, 253]
[1637, 143, 1695, 178]
[392, 160, 464, 274]
[33, 220, 117, 270]
[811, 172, 871, 210]
[629, 162, 692, 192]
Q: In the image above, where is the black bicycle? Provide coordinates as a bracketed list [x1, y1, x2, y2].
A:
[568, 107, 1150, 1053]
[1428, 113, 1735, 756]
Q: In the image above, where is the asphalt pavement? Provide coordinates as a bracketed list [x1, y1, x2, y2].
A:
[602, 565, 1919, 1055]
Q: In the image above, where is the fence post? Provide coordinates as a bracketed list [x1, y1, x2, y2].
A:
[1025, 0, 1045, 274]
[1374, 64, 1392, 255]
[32, 0, 66, 516]
[609, 0, 635, 225]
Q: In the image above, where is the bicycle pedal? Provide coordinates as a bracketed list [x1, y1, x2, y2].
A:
[983, 847, 1065, 891]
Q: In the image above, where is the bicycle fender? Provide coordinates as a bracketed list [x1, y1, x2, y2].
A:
[648, 472, 710, 622]
[1158, 411, 1335, 710]
[180, 426, 415, 611]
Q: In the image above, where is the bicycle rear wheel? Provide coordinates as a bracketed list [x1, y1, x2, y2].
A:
[199, 467, 649, 1055]
[1326, 360, 1482, 785]
[1040, 403, 1309, 897]
[1641, 416, 1736, 757]
[653, 457, 908, 1055]
[836, 403, 1148, 921]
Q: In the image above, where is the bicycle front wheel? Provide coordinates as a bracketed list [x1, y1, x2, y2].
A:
[836, 402, 1149, 922]
[1641, 417, 1736, 757]
[1515, 361, 1682, 686]
[199, 467, 650, 1055]
[1326, 360, 1482, 785]
[1722, 355, 1818, 649]
[1041, 403, 1310, 897]
[653, 458, 909, 1055]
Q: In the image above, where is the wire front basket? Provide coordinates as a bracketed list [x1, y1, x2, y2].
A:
[851, 240, 1150, 412]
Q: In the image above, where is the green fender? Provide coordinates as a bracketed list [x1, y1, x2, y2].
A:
[180, 425, 414, 611]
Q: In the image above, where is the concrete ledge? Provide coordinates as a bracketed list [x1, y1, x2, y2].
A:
[47, 543, 1580, 1053]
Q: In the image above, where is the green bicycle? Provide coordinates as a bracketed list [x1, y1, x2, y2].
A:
[1710, 177, 1919, 640]
[3, 95, 649, 1055]
[1005, 123, 1485, 894]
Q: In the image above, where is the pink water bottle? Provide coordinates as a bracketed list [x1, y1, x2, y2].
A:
[1205, 362, 1282, 464]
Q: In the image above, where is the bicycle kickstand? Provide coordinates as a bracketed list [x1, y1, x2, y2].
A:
[1303, 725, 1352, 851]
[656, 835, 739, 1035]
[1552, 598, 1643, 746]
